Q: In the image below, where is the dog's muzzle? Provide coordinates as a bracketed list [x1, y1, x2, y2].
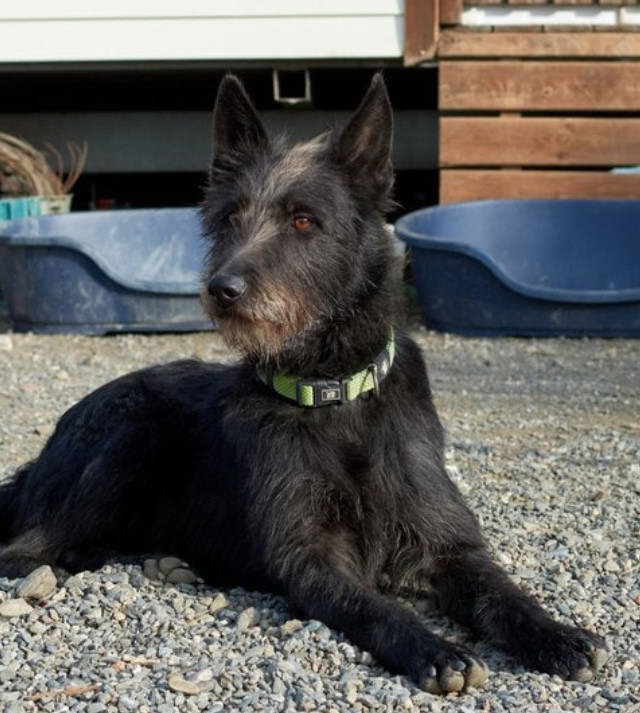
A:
[207, 273, 248, 309]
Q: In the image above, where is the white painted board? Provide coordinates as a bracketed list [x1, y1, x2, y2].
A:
[0, 2, 405, 63]
[1, 1, 404, 20]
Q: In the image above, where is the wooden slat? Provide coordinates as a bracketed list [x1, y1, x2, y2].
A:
[440, 61, 640, 111]
[438, 31, 640, 57]
[440, 0, 463, 25]
[404, 0, 439, 65]
[440, 169, 640, 203]
[440, 117, 640, 166]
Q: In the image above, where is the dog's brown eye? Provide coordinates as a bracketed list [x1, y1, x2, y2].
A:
[293, 215, 312, 231]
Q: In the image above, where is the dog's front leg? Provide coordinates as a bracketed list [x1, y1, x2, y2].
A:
[281, 553, 488, 694]
[431, 550, 609, 681]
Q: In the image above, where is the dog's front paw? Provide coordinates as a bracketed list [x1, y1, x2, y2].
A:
[529, 624, 609, 682]
[418, 644, 489, 694]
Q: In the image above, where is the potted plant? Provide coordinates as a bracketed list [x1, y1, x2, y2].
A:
[0, 132, 87, 219]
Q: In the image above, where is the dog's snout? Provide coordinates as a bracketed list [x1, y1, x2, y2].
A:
[208, 273, 248, 308]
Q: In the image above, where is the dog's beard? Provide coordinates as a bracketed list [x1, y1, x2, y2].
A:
[201, 284, 318, 360]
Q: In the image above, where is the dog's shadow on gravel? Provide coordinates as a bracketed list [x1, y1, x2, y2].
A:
[61, 554, 530, 690]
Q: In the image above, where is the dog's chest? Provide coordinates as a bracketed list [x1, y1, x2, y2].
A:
[312, 437, 403, 522]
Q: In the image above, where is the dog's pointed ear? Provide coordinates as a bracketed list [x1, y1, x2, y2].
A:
[332, 73, 393, 202]
[211, 75, 269, 176]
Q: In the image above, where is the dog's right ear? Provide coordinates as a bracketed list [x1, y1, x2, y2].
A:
[211, 75, 269, 177]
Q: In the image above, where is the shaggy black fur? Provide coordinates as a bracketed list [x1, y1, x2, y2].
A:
[0, 75, 608, 693]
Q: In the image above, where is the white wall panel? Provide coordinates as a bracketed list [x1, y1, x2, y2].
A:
[0, 3, 404, 63]
[1, 1, 403, 20]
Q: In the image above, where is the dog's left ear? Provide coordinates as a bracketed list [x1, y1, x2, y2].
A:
[332, 73, 393, 203]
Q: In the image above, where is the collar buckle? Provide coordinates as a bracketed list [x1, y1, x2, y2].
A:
[296, 378, 347, 407]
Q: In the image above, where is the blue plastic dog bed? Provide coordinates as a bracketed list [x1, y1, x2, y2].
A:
[0, 209, 212, 335]
[395, 199, 640, 337]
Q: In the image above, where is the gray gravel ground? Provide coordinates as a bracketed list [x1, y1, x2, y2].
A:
[0, 327, 638, 713]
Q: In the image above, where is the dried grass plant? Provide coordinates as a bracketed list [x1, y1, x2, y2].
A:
[0, 132, 87, 197]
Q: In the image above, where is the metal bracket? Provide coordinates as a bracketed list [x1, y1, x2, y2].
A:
[272, 69, 312, 108]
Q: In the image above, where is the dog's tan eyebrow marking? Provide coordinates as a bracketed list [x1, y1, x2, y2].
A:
[257, 136, 327, 201]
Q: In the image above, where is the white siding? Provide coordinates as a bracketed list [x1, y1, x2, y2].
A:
[0, 1, 405, 63]
[0, 1, 403, 19]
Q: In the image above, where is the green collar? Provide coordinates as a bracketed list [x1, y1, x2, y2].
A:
[257, 332, 395, 408]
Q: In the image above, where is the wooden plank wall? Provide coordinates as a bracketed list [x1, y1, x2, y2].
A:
[405, 0, 439, 64]
[437, 0, 640, 202]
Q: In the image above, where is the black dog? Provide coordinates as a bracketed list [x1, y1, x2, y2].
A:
[0, 75, 608, 694]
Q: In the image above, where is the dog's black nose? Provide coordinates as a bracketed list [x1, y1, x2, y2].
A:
[207, 273, 248, 308]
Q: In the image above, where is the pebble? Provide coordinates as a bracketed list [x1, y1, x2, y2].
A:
[344, 681, 358, 704]
[185, 667, 214, 683]
[167, 674, 201, 695]
[143, 559, 160, 581]
[281, 619, 303, 635]
[0, 599, 33, 617]
[236, 607, 258, 633]
[158, 557, 184, 575]
[167, 568, 198, 585]
[209, 593, 229, 613]
[16, 565, 57, 601]
[87, 705, 107, 713]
